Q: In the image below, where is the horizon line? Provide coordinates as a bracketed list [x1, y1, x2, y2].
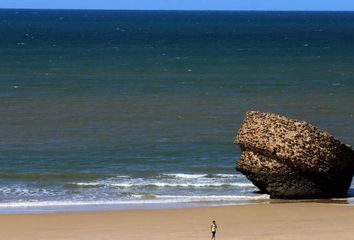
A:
[1, 8, 354, 12]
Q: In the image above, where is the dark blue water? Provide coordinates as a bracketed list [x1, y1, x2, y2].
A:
[0, 10, 354, 212]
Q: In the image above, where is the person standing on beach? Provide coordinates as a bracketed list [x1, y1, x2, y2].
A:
[210, 220, 218, 240]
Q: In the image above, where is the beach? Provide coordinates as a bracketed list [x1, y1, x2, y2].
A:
[1, 203, 354, 240]
[0, 9, 354, 237]
[1, 9, 354, 211]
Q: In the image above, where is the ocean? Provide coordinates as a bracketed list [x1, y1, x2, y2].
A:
[0, 10, 354, 213]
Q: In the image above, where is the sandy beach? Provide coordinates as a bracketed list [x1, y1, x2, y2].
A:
[1, 203, 354, 240]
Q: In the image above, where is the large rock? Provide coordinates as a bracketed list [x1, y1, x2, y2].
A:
[235, 111, 354, 199]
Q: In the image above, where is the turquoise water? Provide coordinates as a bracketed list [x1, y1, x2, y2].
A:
[0, 10, 354, 212]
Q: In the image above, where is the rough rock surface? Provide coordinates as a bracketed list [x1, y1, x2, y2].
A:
[235, 111, 354, 199]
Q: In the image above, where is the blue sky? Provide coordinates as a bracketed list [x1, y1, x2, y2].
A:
[1, 0, 354, 11]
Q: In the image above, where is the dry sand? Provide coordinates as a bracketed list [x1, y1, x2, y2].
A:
[1, 203, 354, 240]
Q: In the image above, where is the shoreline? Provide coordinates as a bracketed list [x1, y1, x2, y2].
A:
[1, 197, 354, 214]
[1, 196, 354, 214]
[0, 200, 269, 215]
[1, 203, 354, 240]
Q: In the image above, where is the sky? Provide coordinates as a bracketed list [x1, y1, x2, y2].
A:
[1, 0, 354, 11]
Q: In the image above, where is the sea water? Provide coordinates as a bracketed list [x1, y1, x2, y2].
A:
[0, 10, 354, 213]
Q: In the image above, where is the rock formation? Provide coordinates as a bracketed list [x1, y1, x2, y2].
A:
[235, 111, 354, 199]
